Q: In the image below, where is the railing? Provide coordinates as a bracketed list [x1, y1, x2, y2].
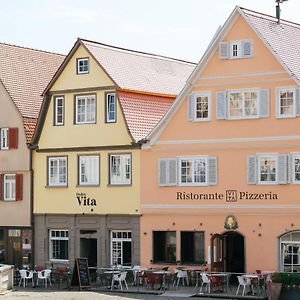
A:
[0, 265, 13, 292]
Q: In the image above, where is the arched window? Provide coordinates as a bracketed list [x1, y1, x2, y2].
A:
[280, 231, 300, 272]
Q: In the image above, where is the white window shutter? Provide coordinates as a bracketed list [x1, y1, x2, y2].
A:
[159, 159, 167, 186]
[208, 156, 217, 185]
[278, 154, 288, 184]
[260, 89, 269, 118]
[247, 155, 257, 184]
[216, 91, 226, 119]
[295, 88, 300, 116]
[168, 159, 178, 186]
[219, 42, 229, 59]
[187, 94, 194, 121]
[242, 40, 252, 57]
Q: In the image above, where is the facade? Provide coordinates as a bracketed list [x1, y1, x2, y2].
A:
[141, 7, 300, 273]
[0, 43, 64, 267]
[32, 39, 195, 268]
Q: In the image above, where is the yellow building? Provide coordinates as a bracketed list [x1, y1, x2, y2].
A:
[32, 38, 195, 268]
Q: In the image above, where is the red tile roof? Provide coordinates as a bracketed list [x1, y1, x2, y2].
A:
[118, 91, 173, 142]
[23, 118, 37, 143]
[0, 42, 65, 143]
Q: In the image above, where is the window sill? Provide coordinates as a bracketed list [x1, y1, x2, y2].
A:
[46, 185, 68, 188]
[276, 114, 297, 119]
[107, 183, 132, 187]
[76, 184, 100, 187]
[191, 118, 211, 122]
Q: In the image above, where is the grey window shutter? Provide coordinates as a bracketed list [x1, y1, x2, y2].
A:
[295, 88, 300, 116]
[159, 159, 167, 186]
[260, 89, 269, 118]
[278, 154, 288, 184]
[208, 156, 217, 185]
[247, 155, 257, 184]
[219, 42, 229, 59]
[168, 159, 178, 186]
[287, 154, 293, 183]
[187, 94, 194, 121]
[242, 40, 252, 57]
[216, 91, 226, 119]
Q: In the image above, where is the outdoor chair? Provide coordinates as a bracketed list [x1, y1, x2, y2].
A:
[200, 273, 211, 293]
[36, 269, 52, 288]
[18, 269, 34, 287]
[111, 271, 128, 290]
[174, 269, 189, 288]
[236, 275, 253, 296]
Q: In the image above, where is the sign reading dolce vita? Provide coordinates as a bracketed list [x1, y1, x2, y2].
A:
[176, 191, 279, 201]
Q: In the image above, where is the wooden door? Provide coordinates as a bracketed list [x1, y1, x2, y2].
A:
[211, 234, 224, 272]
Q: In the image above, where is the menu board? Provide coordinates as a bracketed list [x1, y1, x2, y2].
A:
[71, 257, 91, 289]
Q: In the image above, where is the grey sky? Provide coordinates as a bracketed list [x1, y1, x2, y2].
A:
[1, 0, 299, 62]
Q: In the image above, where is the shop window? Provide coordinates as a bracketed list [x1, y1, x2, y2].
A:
[111, 230, 132, 266]
[153, 231, 176, 263]
[280, 231, 300, 272]
[49, 230, 69, 261]
[181, 231, 205, 264]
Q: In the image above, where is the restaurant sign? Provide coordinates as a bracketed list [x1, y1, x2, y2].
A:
[76, 192, 97, 206]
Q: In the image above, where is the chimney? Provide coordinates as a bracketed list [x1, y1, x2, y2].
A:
[275, 0, 288, 24]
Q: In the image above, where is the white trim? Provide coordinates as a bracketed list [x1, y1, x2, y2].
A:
[192, 91, 211, 122]
[54, 96, 64, 126]
[229, 40, 243, 58]
[77, 58, 89, 74]
[276, 86, 297, 118]
[3, 174, 16, 201]
[0, 128, 8, 150]
[49, 229, 69, 262]
[106, 92, 116, 123]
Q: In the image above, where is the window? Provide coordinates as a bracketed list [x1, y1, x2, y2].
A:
[54, 96, 64, 125]
[179, 157, 207, 185]
[277, 88, 296, 118]
[49, 230, 69, 261]
[219, 40, 253, 59]
[77, 58, 89, 74]
[231, 41, 242, 58]
[0, 128, 8, 150]
[78, 155, 99, 186]
[111, 231, 132, 266]
[280, 231, 300, 272]
[258, 155, 277, 184]
[188, 92, 211, 122]
[181, 231, 205, 264]
[75, 94, 96, 124]
[3, 174, 15, 201]
[48, 157, 67, 186]
[153, 231, 176, 263]
[106, 93, 116, 123]
[109, 154, 131, 185]
[291, 154, 300, 183]
[228, 90, 258, 119]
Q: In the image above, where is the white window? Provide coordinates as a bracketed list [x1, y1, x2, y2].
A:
[110, 154, 131, 185]
[292, 154, 300, 184]
[195, 92, 210, 121]
[3, 174, 15, 201]
[228, 90, 258, 119]
[79, 155, 99, 185]
[49, 230, 69, 261]
[48, 157, 67, 186]
[258, 155, 277, 184]
[230, 41, 242, 58]
[54, 96, 64, 125]
[0, 128, 8, 150]
[179, 156, 208, 186]
[277, 88, 296, 118]
[75, 94, 96, 124]
[111, 231, 132, 266]
[106, 93, 116, 123]
[77, 58, 89, 74]
[280, 231, 300, 272]
[219, 40, 252, 59]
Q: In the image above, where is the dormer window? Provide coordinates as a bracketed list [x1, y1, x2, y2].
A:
[77, 58, 89, 74]
[231, 41, 242, 58]
[219, 40, 253, 59]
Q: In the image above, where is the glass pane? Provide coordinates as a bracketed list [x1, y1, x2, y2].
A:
[229, 92, 243, 117]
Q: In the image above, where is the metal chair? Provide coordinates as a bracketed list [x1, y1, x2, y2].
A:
[18, 270, 34, 287]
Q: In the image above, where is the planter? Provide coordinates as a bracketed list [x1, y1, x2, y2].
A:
[279, 286, 300, 300]
[266, 282, 282, 300]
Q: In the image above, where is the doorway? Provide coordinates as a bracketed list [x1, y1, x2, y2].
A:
[211, 231, 245, 273]
[80, 230, 97, 267]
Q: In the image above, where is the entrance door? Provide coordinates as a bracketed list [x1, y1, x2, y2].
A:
[111, 231, 132, 266]
[80, 230, 97, 267]
[211, 234, 224, 272]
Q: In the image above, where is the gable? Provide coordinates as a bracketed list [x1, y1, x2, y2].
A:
[51, 44, 115, 92]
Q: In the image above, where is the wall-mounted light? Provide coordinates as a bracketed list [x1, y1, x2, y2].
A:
[258, 223, 262, 227]
[258, 233, 262, 237]
[291, 223, 294, 227]
[172, 222, 175, 226]
[143, 232, 147, 236]
[200, 223, 203, 226]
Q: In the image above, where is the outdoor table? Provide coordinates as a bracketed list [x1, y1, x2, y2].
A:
[242, 273, 264, 295]
[207, 273, 230, 293]
[104, 270, 121, 290]
[152, 270, 170, 291]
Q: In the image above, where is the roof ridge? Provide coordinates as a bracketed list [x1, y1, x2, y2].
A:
[240, 6, 300, 29]
[79, 37, 197, 65]
[0, 41, 65, 57]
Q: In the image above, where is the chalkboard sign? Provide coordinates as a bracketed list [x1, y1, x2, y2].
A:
[71, 257, 91, 290]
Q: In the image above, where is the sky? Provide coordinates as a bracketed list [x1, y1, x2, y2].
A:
[0, 0, 299, 62]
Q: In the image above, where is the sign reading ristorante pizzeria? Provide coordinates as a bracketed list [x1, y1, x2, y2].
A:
[176, 190, 278, 201]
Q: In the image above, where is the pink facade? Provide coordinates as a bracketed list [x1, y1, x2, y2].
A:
[141, 8, 300, 273]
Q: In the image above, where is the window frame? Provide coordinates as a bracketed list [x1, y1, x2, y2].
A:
[193, 91, 211, 122]
[257, 154, 278, 185]
[178, 156, 209, 186]
[3, 174, 16, 201]
[47, 156, 68, 187]
[75, 94, 97, 125]
[105, 92, 117, 123]
[230, 40, 243, 59]
[49, 229, 69, 262]
[78, 154, 100, 186]
[227, 88, 260, 120]
[0, 128, 8, 150]
[276, 87, 296, 118]
[109, 153, 132, 186]
[291, 153, 300, 184]
[54, 96, 65, 126]
[110, 230, 132, 266]
[76, 57, 89, 74]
